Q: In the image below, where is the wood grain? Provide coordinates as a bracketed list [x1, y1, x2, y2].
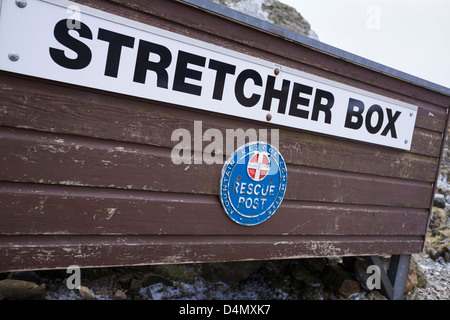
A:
[0, 127, 433, 207]
[0, 0, 448, 272]
[0, 234, 424, 272]
[0, 182, 428, 236]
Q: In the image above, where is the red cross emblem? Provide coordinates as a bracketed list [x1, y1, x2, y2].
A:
[247, 152, 270, 181]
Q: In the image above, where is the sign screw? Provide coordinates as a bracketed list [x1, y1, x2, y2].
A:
[8, 52, 19, 62]
[266, 113, 272, 121]
[15, 0, 27, 8]
[274, 67, 280, 76]
[404, 139, 409, 144]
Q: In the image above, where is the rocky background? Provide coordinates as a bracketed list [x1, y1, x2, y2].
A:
[211, 0, 319, 40]
[0, 0, 448, 300]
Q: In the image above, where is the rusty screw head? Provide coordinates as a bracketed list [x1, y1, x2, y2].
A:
[8, 52, 19, 62]
[274, 67, 280, 76]
[266, 113, 272, 121]
[15, 0, 27, 8]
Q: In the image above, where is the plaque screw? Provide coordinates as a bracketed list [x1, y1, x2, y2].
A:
[274, 67, 280, 76]
[15, 0, 27, 8]
[266, 113, 272, 121]
[404, 139, 409, 144]
[8, 52, 19, 62]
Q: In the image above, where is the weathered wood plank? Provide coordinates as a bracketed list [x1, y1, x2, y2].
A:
[0, 234, 424, 272]
[0, 126, 439, 184]
[0, 128, 433, 207]
[278, 130, 438, 182]
[0, 74, 443, 163]
[0, 182, 428, 236]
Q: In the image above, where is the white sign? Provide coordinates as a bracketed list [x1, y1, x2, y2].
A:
[0, 0, 418, 150]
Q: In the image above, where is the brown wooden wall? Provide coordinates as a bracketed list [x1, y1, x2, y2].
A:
[1, 0, 449, 272]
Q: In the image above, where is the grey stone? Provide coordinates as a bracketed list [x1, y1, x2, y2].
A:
[128, 279, 142, 295]
[0, 279, 46, 300]
[142, 273, 173, 287]
[78, 286, 96, 300]
[290, 263, 321, 286]
[116, 273, 134, 288]
[434, 193, 446, 208]
[321, 264, 361, 298]
[8, 271, 41, 285]
[352, 259, 372, 291]
[429, 247, 440, 260]
[444, 252, 450, 263]
[202, 261, 264, 283]
[211, 0, 318, 40]
[113, 289, 127, 300]
[149, 264, 202, 282]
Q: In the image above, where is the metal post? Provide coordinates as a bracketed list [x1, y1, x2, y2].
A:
[387, 254, 411, 300]
[365, 254, 411, 300]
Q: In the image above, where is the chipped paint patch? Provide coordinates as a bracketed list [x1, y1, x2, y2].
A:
[106, 208, 117, 220]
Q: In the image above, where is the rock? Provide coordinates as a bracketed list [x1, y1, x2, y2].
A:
[366, 290, 387, 300]
[202, 261, 264, 283]
[211, 0, 319, 40]
[128, 278, 142, 295]
[142, 273, 173, 287]
[433, 193, 446, 208]
[352, 259, 372, 291]
[290, 263, 321, 287]
[410, 257, 427, 288]
[113, 289, 127, 300]
[430, 281, 445, 292]
[429, 247, 440, 260]
[302, 258, 328, 274]
[8, 271, 41, 285]
[0, 279, 46, 300]
[444, 252, 450, 263]
[149, 264, 202, 283]
[321, 265, 361, 298]
[116, 273, 134, 288]
[78, 286, 96, 300]
[404, 269, 418, 293]
[341, 257, 358, 272]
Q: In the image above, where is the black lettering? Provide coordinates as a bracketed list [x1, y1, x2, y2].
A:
[381, 108, 401, 138]
[345, 98, 365, 129]
[173, 51, 206, 96]
[97, 28, 135, 78]
[49, 19, 92, 70]
[288, 82, 312, 119]
[234, 69, 263, 107]
[208, 59, 236, 100]
[365, 104, 384, 134]
[133, 40, 172, 88]
[262, 75, 290, 114]
[311, 89, 334, 124]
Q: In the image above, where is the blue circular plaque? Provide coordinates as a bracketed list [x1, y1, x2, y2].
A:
[219, 142, 288, 226]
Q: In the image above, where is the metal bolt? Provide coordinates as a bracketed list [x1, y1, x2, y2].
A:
[266, 113, 272, 121]
[15, 0, 27, 8]
[410, 112, 414, 117]
[274, 67, 280, 76]
[404, 139, 409, 144]
[8, 52, 19, 62]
